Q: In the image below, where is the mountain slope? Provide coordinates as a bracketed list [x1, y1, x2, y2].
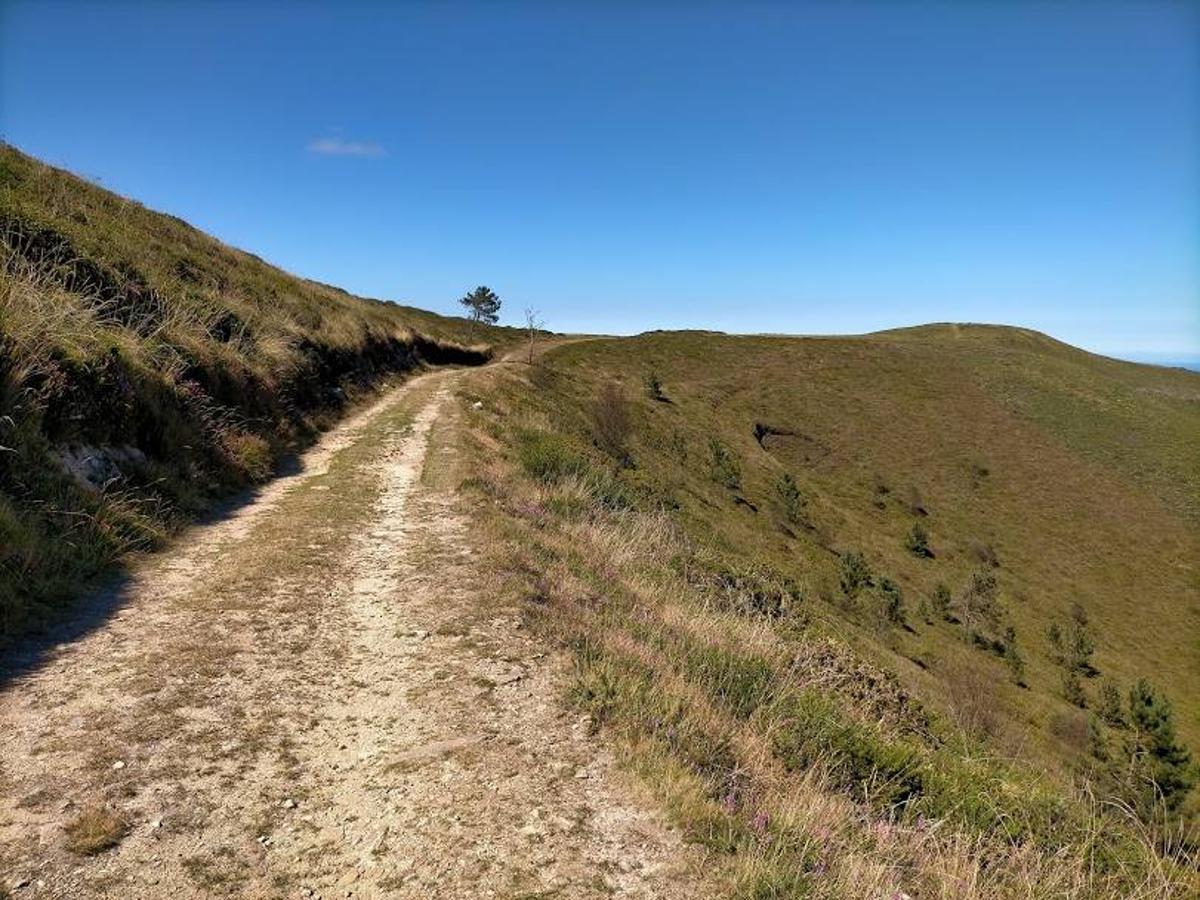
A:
[0, 144, 510, 641]
[460, 327, 1200, 896]
[510, 329, 1200, 749]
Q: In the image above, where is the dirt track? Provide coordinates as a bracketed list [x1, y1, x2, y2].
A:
[0, 367, 707, 899]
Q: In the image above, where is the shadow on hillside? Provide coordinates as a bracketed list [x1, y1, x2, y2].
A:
[0, 456, 302, 691]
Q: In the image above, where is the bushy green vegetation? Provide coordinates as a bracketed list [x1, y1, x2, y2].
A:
[904, 521, 931, 557]
[774, 472, 806, 526]
[460, 327, 1200, 896]
[0, 144, 510, 641]
[708, 437, 742, 490]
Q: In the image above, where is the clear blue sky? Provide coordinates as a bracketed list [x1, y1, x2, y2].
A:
[2, 2, 1197, 358]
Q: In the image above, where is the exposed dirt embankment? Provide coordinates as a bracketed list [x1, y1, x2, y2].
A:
[0, 318, 488, 641]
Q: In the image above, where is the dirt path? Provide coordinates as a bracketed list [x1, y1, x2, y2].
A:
[0, 369, 709, 899]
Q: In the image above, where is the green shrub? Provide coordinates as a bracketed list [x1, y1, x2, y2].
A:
[222, 430, 273, 481]
[738, 868, 812, 899]
[958, 569, 1001, 631]
[588, 472, 636, 511]
[904, 521, 931, 557]
[516, 430, 589, 483]
[774, 690, 1073, 843]
[1099, 681, 1125, 727]
[838, 552, 872, 598]
[772, 691, 923, 808]
[932, 582, 953, 621]
[1047, 622, 1063, 661]
[666, 429, 688, 463]
[1003, 626, 1026, 685]
[684, 804, 756, 856]
[773, 472, 806, 525]
[879, 577, 906, 625]
[569, 659, 623, 727]
[64, 806, 127, 855]
[1062, 669, 1087, 707]
[696, 558, 802, 619]
[917, 752, 1067, 843]
[708, 437, 741, 490]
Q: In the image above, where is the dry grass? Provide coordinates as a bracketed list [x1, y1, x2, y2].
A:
[63, 806, 127, 855]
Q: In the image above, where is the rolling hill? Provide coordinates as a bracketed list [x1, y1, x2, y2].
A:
[518, 328, 1200, 748]
[461, 327, 1200, 896]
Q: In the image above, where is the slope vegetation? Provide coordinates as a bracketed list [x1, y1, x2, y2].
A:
[461, 328, 1200, 897]
[0, 144, 507, 641]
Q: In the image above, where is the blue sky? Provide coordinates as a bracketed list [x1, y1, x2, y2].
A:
[2, 2, 1197, 358]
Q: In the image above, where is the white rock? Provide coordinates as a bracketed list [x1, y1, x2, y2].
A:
[112, 761, 126, 770]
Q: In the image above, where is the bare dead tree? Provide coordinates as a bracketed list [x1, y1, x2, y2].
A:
[524, 307, 545, 364]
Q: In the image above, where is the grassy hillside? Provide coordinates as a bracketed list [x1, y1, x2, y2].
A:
[461, 328, 1200, 897]
[0, 144, 511, 641]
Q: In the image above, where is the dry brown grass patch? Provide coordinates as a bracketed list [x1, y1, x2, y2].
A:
[64, 805, 127, 855]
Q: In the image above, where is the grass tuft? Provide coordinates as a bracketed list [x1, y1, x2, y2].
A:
[63, 806, 127, 855]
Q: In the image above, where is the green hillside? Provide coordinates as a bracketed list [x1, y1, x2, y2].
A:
[3, 143, 1196, 896]
[0, 144, 510, 640]
[463, 328, 1200, 896]
[556, 330, 1200, 743]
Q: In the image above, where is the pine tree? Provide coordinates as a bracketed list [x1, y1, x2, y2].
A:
[644, 369, 665, 401]
[1125, 680, 1194, 814]
[879, 577, 905, 625]
[707, 438, 741, 490]
[1046, 622, 1063, 663]
[1062, 669, 1086, 708]
[959, 570, 999, 632]
[839, 552, 872, 599]
[1065, 603, 1096, 674]
[1099, 681, 1125, 728]
[1088, 715, 1109, 761]
[459, 285, 502, 326]
[917, 596, 932, 625]
[775, 473, 806, 526]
